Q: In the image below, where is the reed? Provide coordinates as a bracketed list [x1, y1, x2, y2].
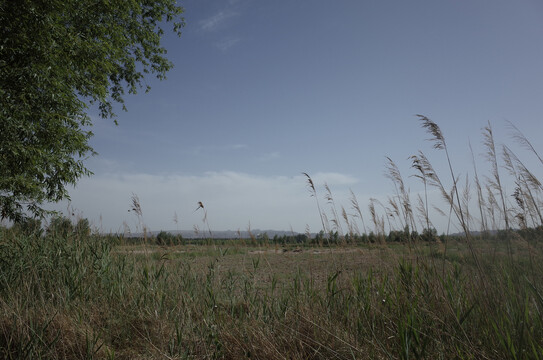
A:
[302, 173, 327, 239]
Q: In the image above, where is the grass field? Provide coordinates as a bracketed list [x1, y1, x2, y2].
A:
[1, 226, 542, 359]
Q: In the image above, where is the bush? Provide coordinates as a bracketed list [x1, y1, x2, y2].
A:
[74, 218, 91, 238]
[46, 216, 73, 238]
[11, 217, 43, 237]
[156, 230, 183, 245]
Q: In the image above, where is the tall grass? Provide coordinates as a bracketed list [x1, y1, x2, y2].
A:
[2, 224, 542, 359]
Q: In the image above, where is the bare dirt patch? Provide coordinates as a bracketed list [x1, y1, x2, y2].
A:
[247, 247, 364, 255]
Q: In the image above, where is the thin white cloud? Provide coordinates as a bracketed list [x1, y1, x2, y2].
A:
[228, 144, 248, 150]
[199, 11, 239, 32]
[258, 151, 280, 161]
[50, 170, 361, 234]
[310, 172, 359, 186]
[189, 143, 247, 155]
[215, 37, 241, 51]
[50, 170, 457, 235]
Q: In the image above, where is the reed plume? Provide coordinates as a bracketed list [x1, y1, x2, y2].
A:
[385, 157, 416, 233]
[349, 189, 368, 235]
[410, 152, 430, 234]
[341, 206, 354, 239]
[130, 192, 147, 242]
[483, 121, 510, 230]
[461, 174, 473, 231]
[303, 173, 327, 237]
[417, 115, 468, 235]
[502, 145, 543, 226]
[324, 182, 344, 237]
[507, 120, 543, 166]
[469, 141, 488, 233]
[417, 115, 484, 278]
[195, 201, 213, 239]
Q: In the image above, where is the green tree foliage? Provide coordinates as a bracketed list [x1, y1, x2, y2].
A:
[0, 0, 184, 221]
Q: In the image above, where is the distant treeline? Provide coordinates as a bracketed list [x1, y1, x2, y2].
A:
[9, 215, 541, 247]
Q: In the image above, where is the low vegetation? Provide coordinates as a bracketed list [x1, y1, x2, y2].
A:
[1, 225, 542, 359]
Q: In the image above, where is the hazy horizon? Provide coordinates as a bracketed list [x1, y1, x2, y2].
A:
[29, 0, 543, 235]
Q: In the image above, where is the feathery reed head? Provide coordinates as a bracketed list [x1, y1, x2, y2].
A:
[385, 156, 406, 192]
[324, 182, 333, 202]
[409, 153, 429, 181]
[302, 172, 316, 194]
[130, 193, 142, 217]
[417, 114, 445, 150]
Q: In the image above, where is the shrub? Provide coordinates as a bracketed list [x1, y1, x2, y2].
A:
[46, 216, 73, 238]
[156, 230, 183, 245]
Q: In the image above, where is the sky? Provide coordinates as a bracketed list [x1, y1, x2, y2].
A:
[48, 0, 543, 235]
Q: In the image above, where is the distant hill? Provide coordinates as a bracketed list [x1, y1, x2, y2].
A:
[124, 229, 303, 239]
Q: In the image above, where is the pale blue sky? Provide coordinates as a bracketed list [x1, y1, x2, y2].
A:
[52, 0, 543, 234]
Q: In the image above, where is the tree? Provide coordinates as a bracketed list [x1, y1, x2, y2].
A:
[0, 0, 184, 222]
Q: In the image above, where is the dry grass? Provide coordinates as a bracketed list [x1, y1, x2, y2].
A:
[1, 227, 542, 359]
